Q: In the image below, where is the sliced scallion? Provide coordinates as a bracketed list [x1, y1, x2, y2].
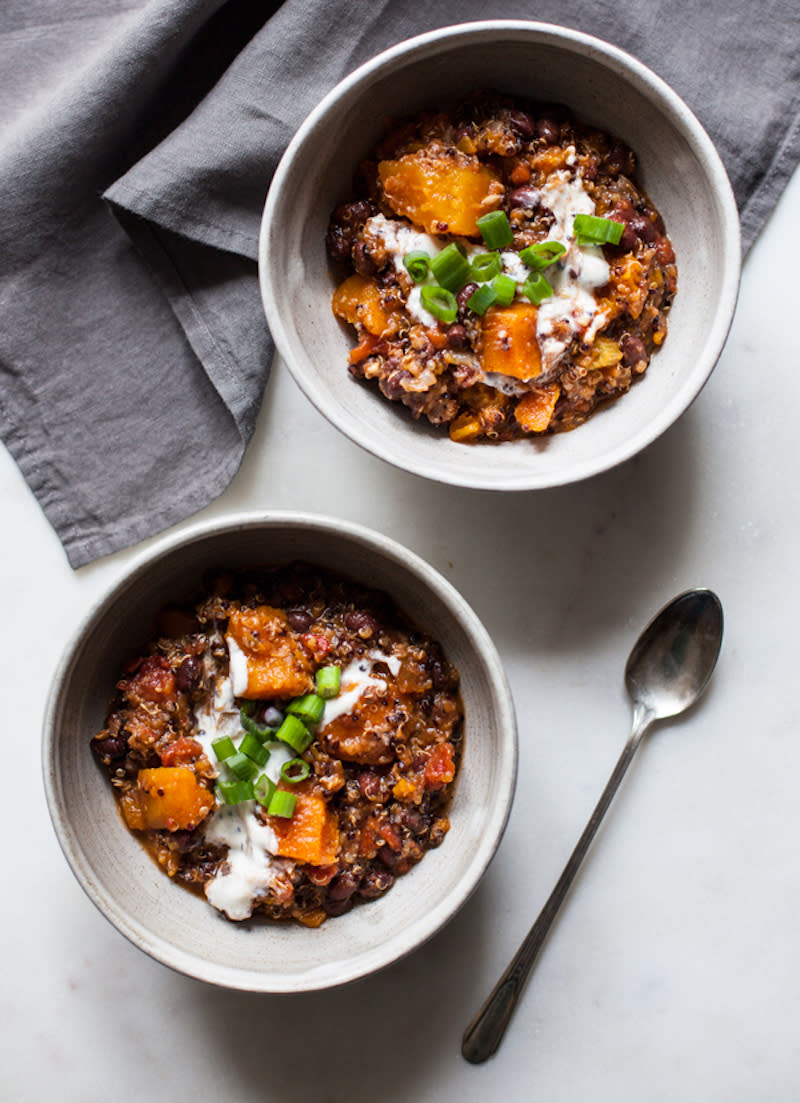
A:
[276, 713, 313, 754]
[286, 693, 325, 726]
[211, 735, 236, 762]
[430, 243, 471, 292]
[217, 779, 254, 805]
[240, 731, 270, 767]
[253, 773, 276, 808]
[476, 210, 513, 250]
[572, 214, 624, 246]
[522, 272, 554, 305]
[519, 240, 566, 269]
[267, 789, 297, 818]
[315, 665, 341, 699]
[240, 708, 273, 742]
[420, 285, 458, 324]
[466, 283, 498, 316]
[492, 273, 517, 307]
[281, 758, 311, 784]
[226, 751, 259, 782]
[469, 252, 502, 282]
[403, 250, 431, 283]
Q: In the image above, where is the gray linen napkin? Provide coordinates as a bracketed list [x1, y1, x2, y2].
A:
[2, 0, 798, 567]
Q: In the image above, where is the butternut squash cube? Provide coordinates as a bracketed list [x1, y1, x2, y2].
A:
[378, 150, 502, 236]
[121, 766, 214, 832]
[270, 788, 340, 866]
[226, 605, 314, 700]
[482, 303, 542, 382]
[332, 274, 391, 336]
[514, 384, 560, 433]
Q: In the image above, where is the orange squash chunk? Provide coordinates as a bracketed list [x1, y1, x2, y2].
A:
[226, 605, 314, 700]
[514, 384, 561, 433]
[270, 788, 340, 866]
[332, 274, 391, 336]
[378, 150, 502, 236]
[121, 766, 214, 832]
[482, 303, 542, 382]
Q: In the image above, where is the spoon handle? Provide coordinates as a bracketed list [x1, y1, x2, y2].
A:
[461, 702, 654, 1064]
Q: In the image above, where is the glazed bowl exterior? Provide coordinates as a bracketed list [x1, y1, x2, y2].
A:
[43, 513, 517, 992]
[259, 20, 740, 490]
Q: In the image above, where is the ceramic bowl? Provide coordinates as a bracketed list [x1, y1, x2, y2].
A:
[259, 20, 740, 490]
[43, 513, 517, 991]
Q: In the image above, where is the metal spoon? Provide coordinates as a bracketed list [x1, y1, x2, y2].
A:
[462, 588, 724, 1064]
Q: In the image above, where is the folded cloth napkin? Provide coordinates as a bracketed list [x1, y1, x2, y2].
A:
[2, 0, 798, 567]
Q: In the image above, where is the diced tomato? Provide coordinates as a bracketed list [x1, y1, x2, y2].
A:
[423, 742, 456, 790]
[160, 736, 202, 766]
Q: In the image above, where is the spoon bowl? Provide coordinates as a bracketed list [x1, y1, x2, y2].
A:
[462, 588, 724, 1064]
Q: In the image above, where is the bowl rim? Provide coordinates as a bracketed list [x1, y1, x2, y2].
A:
[259, 18, 741, 491]
[42, 510, 518, 991]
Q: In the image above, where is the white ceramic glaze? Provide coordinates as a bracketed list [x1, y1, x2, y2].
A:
[42, 513, 517, 992]
[259, 21, 740, 490]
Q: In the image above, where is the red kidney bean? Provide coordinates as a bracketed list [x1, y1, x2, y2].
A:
[358, 771, 384, 801]
[175, 655, 200, 692]
[352, 240, 377, 277]
[620, 334, 647, 366]
[456, 282, 478, 312]
[445, 323, 469, 349]
[508, 186, 539, 210]
[92, 734, 127, 761]
[630, 214, 657, 244]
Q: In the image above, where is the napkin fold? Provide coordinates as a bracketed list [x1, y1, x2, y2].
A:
[2, 0, 799, 567]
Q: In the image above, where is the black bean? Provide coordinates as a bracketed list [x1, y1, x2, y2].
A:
[92, 735, 127, 761]
[506, 109, 535, 138]
[344, 610, 380, 638]
[536, 117, 560, 144]
[327, 869, 361, 902]
[358, 868, 395, 898]
[287, 609, 313, 632]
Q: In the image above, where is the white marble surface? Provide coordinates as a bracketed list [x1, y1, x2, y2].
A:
[4, 166, 799, 1102]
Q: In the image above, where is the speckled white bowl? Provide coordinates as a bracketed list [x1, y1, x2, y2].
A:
[259, 21, 740, 490]
[43, 513, 517, 992]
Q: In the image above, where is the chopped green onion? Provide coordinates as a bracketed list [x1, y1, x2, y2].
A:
[211, 735, 236, 762]
[476, 210, 513, 250]
[519, 240, 566, 269]
[240, 708, 273, 742]
[217, 779, 254, 805]
[267, 789, 297, 818]
[281, 757, 311, 784]
[240, 732, 270, 767]
[276, 713, 313, 754]
[492, 273, 517, 307]
[286, 693, 325, 726]
[253, 773, 276, 808]
[226, 751, 259, 782]
[466, 283, 498, 316]
[522, 272, 554, 305]
[429, 243, 471, 292]
[403, 250, 431, 283]
[420, 285, 458, 324]
[469, 252, 502, 282]
[572, 214, 624, 246]
[315, 665, 341, 699]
